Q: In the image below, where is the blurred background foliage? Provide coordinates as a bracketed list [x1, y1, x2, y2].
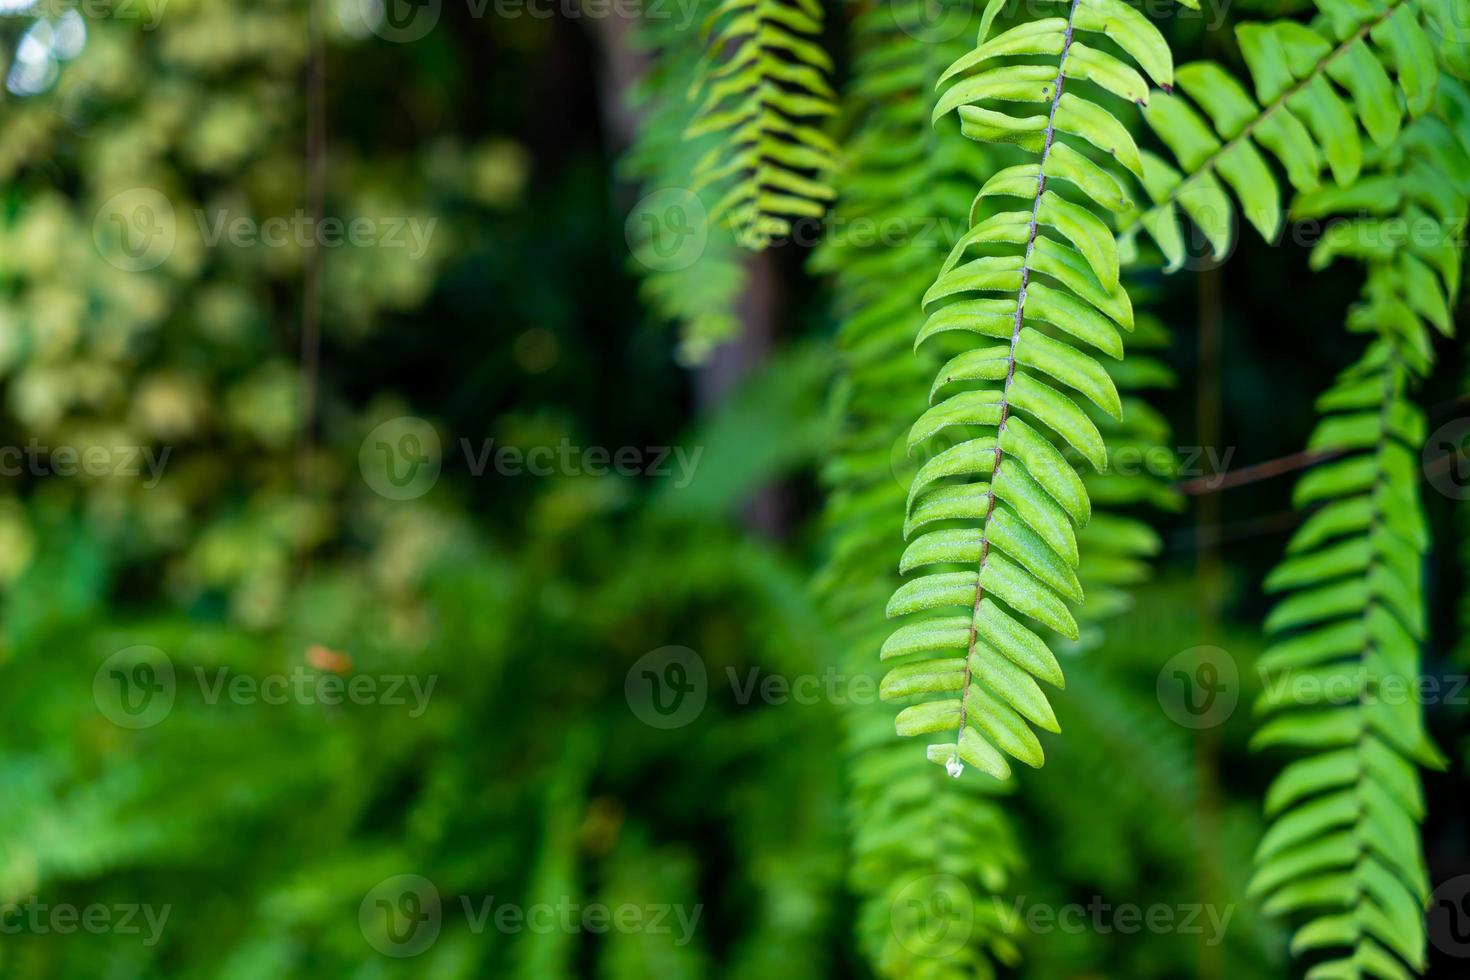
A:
[0, 0, 1465, 978]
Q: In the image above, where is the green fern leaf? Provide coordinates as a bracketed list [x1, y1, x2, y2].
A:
[811, 3, 1028, 974]
[622, 0, 750, 362]
[1251, 341, 1445, 979]
[686, 0, 838, 249]
[883, 0, 1188, 780]
[1126, 0, 1470, 267]
[1251, 82, 1470, 980]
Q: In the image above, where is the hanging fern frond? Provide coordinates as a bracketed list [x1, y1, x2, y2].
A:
[812, 4, 1030, 975]
[1249, 84, 1470, 979]
[880, 0, 1190, 780]
[1250, 341, 1447, 979]
[1126, 0, 1470, 268]
[686, 0, 839, 249]
[622, 0, 749, 362]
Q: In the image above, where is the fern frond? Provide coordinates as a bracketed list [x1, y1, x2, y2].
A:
[1250, 341, 1446, 979]
[622, 0, 749, 362]
[813, 4, 1028, 975]
[1250, 84, 1470, 979]
[882, 0, 1189, 780]
[1127, 0, 1470, 267]
[686, 0, 838, 249]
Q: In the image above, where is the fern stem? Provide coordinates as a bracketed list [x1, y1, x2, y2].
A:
[1132, 0, 1401, 236]
[951, 0, 1084, 777]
